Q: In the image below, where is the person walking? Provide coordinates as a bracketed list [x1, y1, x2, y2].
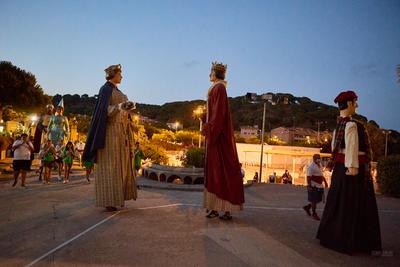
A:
[12, 133, 34, 188]
[40, 139, 56, 184]
[83, 160, 94, 183]
[202, 61, 244, 220]
[303, 154, 328, 220]
[82, 64, 137, 212]
[55, 144, 64, 181]
[62, 141, 75, 183]
[134, 142, 144, 177]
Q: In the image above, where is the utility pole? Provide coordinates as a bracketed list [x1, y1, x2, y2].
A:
[383, 130, 391, 157]
[316, 121, 323, 142]
[259, 101, 267, 183]
[246, 92, 271, 183]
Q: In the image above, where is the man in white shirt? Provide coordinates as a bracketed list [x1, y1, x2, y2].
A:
[12, 133, 34, 187]
[303, 154, 328, 220]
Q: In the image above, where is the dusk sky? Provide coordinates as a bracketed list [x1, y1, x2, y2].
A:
[1, 0, 399, 130]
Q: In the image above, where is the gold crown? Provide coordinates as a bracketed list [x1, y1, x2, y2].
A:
[105, 64, 122, 74]
[211, 61, 227, 73]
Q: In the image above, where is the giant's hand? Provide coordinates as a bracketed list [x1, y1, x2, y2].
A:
[346, 167, 359, 176]
[121, 101, 136, 111]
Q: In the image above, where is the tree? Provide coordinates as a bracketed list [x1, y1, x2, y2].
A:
[2, 105, 21, 122]
[0, 61, 51, 108]
[366, 122, 385, 161]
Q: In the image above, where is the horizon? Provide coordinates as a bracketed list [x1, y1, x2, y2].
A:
[1, 0, 399, 130]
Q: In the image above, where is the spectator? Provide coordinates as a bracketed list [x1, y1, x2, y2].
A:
[269, 172, 276, 183]
[83, 160, 94, 183]
[253, 172, 259, 183]
[76, 140, 85, 166]
[134, 142, 144, 177]
[239, 163, 245, 180]
[303, 154, 328, 220]
[41, 139, 56, 184]
[28, 136, 35, 171]
[62, 141, 75, 183]
[12, 133, 34, 188]
[55, 144, 64, 181]
[282, 170, 293, 184]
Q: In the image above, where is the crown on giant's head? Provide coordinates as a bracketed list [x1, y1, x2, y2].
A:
[211, 61, 227, 73]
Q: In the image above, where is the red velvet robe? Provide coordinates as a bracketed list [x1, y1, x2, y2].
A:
[203, 82, 245, 206]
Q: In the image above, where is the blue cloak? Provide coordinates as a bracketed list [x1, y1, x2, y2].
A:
[82, 82, 115, 163]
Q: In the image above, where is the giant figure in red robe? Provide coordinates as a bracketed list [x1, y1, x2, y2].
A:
[202, 61, 244, 220]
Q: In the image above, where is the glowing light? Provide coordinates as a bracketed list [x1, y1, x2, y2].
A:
[30, 114, 38, 122]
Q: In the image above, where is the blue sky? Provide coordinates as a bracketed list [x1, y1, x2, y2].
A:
[1, 0, 399, 130]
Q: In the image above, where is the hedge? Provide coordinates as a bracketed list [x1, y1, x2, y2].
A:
[142, 143, 168, 165]
[183, 147, 205, 168]
[377, 155, 400, 197]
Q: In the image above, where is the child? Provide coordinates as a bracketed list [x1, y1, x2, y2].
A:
[62, 141, 74, 183]
[83, 160, 94, 183]
[41, 139, 56, 184]
[55, 144, 64, 181]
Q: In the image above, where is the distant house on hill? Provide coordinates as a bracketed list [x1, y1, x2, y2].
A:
[240, 125, 259, 139]
[271, 127, 319, 144]
[167, 122, 183, 131]
[138, 115, 159, 124]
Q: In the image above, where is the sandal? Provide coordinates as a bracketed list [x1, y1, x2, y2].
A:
[206, 210, 219, 218]
[219, 213, 233, 221]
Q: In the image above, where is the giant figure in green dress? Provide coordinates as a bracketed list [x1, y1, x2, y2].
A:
[48, 99, 70, 146]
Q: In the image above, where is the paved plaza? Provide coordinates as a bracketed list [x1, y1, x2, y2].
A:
[0, 166, 399, 267]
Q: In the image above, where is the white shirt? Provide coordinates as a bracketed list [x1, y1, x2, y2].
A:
[13, 140, 33, 160]
[331, 121, 359, 168]
[307, 162, 324, 188]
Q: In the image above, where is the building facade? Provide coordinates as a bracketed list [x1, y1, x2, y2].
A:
[240, 125, 259, 139]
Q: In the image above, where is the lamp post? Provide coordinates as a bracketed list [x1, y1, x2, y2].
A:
[383, 130, 391, 157]
[194, 107, 204, 148]
[29, 114, 38, 136]
[259, 101, 267, 183]
[175, 121, 179, 133]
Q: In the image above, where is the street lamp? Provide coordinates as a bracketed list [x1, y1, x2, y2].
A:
[30, 114, 38, 124]
[382, 130, 391, 157]
[175, 121, 180, 133]
[29, 114, 38, 135]
[193, 107, 204, 148]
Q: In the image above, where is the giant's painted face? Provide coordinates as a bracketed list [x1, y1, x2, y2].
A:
[347, 99, 358, 115]
[209, 70, 217, 82]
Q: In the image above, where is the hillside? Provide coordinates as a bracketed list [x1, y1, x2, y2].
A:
[58, 93, 368, 132]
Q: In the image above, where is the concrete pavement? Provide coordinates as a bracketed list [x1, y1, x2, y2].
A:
[0, 170, 399, 267]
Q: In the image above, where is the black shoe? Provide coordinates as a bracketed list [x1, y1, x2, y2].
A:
[206, 210, 219, 218]
[219, 213, 233, 220]
[12, 180, 18, 187]
[303, 205, 311, 216]
[105, 206, 118, 212]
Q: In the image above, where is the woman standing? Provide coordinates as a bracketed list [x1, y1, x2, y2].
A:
[62, 141, 74, 183]
[83, 64, 137, 211]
